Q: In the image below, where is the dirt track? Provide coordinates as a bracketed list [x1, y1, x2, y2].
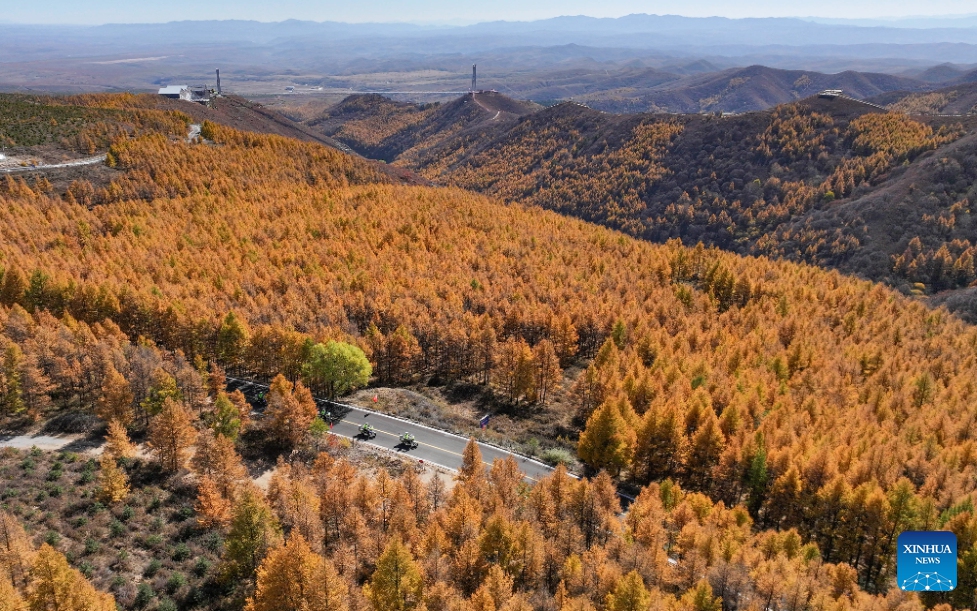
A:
[0, 434, 82, 450]
[0, 154, 106, 174]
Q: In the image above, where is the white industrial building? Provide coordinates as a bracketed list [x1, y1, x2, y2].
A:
[158, 84, 212, 103]
[158, 85, 191, 100]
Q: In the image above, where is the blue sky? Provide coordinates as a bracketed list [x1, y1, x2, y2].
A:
[7, 1, 977, 25]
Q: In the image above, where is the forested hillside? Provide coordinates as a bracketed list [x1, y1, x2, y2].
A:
[3, 95, 977, 610]
[308, 92, 539, 164]
[0, 93, 191, 152]
[874, 81, 977, 117]
[309, 93, 977, 316]
[0, 92, 353, 154]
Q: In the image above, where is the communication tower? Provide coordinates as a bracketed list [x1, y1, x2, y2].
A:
[471, 64, 476, 93]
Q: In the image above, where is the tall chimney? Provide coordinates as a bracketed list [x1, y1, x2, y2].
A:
[216, 69, 222, 96]
[471, 64, 476, 93]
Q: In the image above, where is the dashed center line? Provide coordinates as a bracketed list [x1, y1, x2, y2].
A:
[338, 418, 540, 482]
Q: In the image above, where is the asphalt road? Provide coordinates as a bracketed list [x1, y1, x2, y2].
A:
[226, 377, 555, 483]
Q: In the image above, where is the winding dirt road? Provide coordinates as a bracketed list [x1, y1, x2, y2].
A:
[0, 155, 107, 174]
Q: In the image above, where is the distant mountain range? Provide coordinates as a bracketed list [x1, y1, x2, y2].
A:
[569, 65, 928, 113]
[6, 14, 977, 48]
[909, 63, 974, 83]
[3, 13, 977, 98]
[802, 14, 977, 29]
[2, 13, 977, 128]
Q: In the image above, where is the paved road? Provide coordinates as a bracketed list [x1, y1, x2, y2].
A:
[0, 155, 107, 174]
[226, 377, 555, 483]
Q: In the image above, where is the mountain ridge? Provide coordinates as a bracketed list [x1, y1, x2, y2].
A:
[575, 64, 928, 113]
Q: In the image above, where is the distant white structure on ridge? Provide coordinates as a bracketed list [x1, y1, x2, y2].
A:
[158, 85, 211, 103]
[158, 85, 191, 100]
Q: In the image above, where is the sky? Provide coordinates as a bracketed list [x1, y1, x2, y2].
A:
[7, 0, 977, 25]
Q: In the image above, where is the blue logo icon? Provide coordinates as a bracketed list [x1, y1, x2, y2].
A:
[897, 531, 957, 591]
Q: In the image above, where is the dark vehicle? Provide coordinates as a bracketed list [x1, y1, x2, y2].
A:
[359, 423, 377, 439]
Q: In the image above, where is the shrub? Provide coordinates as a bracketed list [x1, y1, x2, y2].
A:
[193, 557, 211, 577]
[46, 463, 63, 481]
[44, 531, 61, 547]
[174, 505, 194, 522]
[79, 470, 94, 484]
[84, 538, 100, 555]
[166, 572, 187, 593]
[144, 558, 162, 577]
[540, 447, 575, 467]
[110, 519, 125, 538]
[202, 532, 223, 552]
[134, 583, 155, 608]
[172, 543, 191, 561]
[78, 561, 94, 579]
[157, 598, 177, 611]
[121, 505, 135, 521]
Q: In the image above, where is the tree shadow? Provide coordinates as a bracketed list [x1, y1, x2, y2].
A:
[394, 440, 418, 452]
[492, 396, 546, 420]
[42, 411, 103, 435]
[125, 459, 170, 489]
[443, 381, 484, 403]
[61, 436, 104, 454]
[0, 415, 35, 435]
